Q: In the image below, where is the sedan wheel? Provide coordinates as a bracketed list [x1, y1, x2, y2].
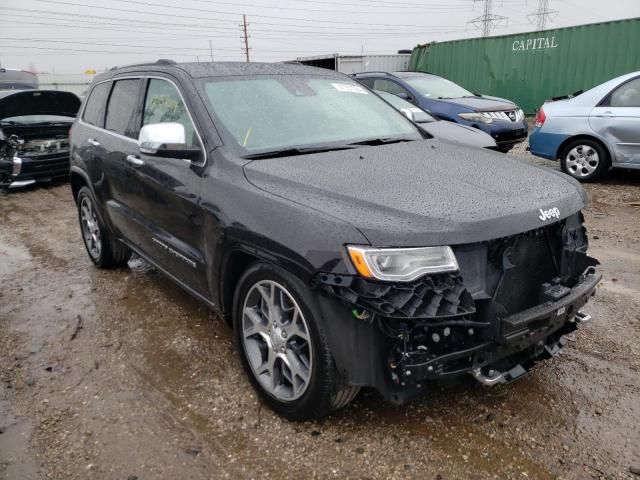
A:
[241, 280, 313, 401]
[564, 145, 600, 178]
[560, 139, 608, 182]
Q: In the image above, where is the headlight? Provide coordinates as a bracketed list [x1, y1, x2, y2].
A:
[347, 245, 459, 282]
[458, 112, 494, 124]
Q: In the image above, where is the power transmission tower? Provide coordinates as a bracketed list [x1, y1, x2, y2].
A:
[527, 0, 558, 31]
[240, 14, 250, 62]
[468, 0, 508, 37]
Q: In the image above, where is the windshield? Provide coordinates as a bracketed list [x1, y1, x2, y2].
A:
[0, 114, 75, 125]
[201, 75, 421, 155]
[404, 76, 474, 99]
[376, 91, 435, 123]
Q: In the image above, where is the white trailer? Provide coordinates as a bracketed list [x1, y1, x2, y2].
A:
[294, 54, 411, 74]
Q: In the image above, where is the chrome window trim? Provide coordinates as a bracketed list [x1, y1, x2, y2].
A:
[78, 74, 207, 167]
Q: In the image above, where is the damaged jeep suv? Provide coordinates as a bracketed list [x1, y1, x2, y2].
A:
[0, 90, 80, 189]
[70, 61, 600, 420]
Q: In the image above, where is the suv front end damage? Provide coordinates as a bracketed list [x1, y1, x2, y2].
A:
[0, 89, 79, 189]
[314, 213, 600, 404]
[0, 129, 72, 188]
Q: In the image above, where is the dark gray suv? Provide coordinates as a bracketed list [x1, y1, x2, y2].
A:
[69, 60, 600, 420]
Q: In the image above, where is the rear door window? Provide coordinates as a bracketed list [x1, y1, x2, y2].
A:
[105, 79, 141, 138]
[82, 82, 111, 127]
[142, 78, 198, 147]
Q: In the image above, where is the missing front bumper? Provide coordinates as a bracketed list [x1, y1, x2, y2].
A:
[390, 270, 600, 384]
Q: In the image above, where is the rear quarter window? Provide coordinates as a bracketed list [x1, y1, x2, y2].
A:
[82, 82, 111, 127]
[105, 79, 141, 138]
[609, 77, 640, 107]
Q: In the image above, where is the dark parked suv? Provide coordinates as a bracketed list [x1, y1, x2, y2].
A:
[70, 60, 600, 420]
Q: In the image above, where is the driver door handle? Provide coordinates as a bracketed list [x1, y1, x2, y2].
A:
[87, 138, 100, 146]
[126, 155, 145, 167]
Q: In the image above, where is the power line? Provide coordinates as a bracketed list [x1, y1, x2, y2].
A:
[527, 0, 558, 31]
[28, 0, 461, 30]
[148, 0, 472, 14]
[6, 9, 465, 36]
[468, 0, 508, 37]
[0, 44, 241, 57]
[0, 37, 237, 52]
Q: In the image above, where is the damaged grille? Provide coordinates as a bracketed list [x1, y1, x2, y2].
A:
[487, 220, 579, 317]
[318, 273, 475, 319]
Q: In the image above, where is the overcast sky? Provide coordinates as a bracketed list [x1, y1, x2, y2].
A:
[1, 0, 639, 73]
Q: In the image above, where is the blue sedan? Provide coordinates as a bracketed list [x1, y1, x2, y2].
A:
[529, 71, 640, 181]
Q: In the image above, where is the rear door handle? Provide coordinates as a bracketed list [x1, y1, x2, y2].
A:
[596, 111, 616, 118]
[87, 138, 100, 146]
[126, 155, 145, 167]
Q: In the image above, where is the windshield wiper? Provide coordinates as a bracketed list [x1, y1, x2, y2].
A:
[243, 145, 356, 160]
[346, 137, 416, 147]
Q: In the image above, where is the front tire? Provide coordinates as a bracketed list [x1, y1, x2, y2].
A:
[233, 262, 359, 420]
[560, 139, 608, 182]
[76, 186, 131, 268]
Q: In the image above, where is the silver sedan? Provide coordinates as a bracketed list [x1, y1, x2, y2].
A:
[529, 71, 640, 181]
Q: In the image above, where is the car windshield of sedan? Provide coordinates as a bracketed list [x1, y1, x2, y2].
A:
[405, 76, 474, 100]
[202, 75, 422, 155]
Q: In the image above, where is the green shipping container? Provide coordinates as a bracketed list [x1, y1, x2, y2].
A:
[409, 18, 640, 114]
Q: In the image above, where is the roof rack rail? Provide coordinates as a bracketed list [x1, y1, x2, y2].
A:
[110, 58, 176, 70]
[351, 71, 397, 77]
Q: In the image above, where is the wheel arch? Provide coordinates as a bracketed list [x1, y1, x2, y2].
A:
[70, 167, 91, 204]
[217, 243, 317, 326]
[219, 249, 261, 325]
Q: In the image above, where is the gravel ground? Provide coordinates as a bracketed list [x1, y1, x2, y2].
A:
[1, 145, 639, 480]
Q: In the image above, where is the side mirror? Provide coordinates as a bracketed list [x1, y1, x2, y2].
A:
[395, 92, 410, 101]
[138, 122, 201, 160]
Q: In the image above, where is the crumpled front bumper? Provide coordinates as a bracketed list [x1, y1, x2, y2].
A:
[399, 269, 600, 383]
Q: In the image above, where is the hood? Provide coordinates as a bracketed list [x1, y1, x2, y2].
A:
[420, 121, 496, 149]
[440, 96, 517, 112]
[243, 139, 585, 247]
[0, 90, 80, 120]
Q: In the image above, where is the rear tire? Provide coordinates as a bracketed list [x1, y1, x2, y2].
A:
[560, 139, 608, 182]
[76, 186, 131, 268]
[233, 262, 359, 420]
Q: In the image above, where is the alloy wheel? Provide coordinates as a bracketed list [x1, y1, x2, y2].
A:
[565, 145, 600, 177]
[80, 196, 102, 259]
[241, 280, 313, 401]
